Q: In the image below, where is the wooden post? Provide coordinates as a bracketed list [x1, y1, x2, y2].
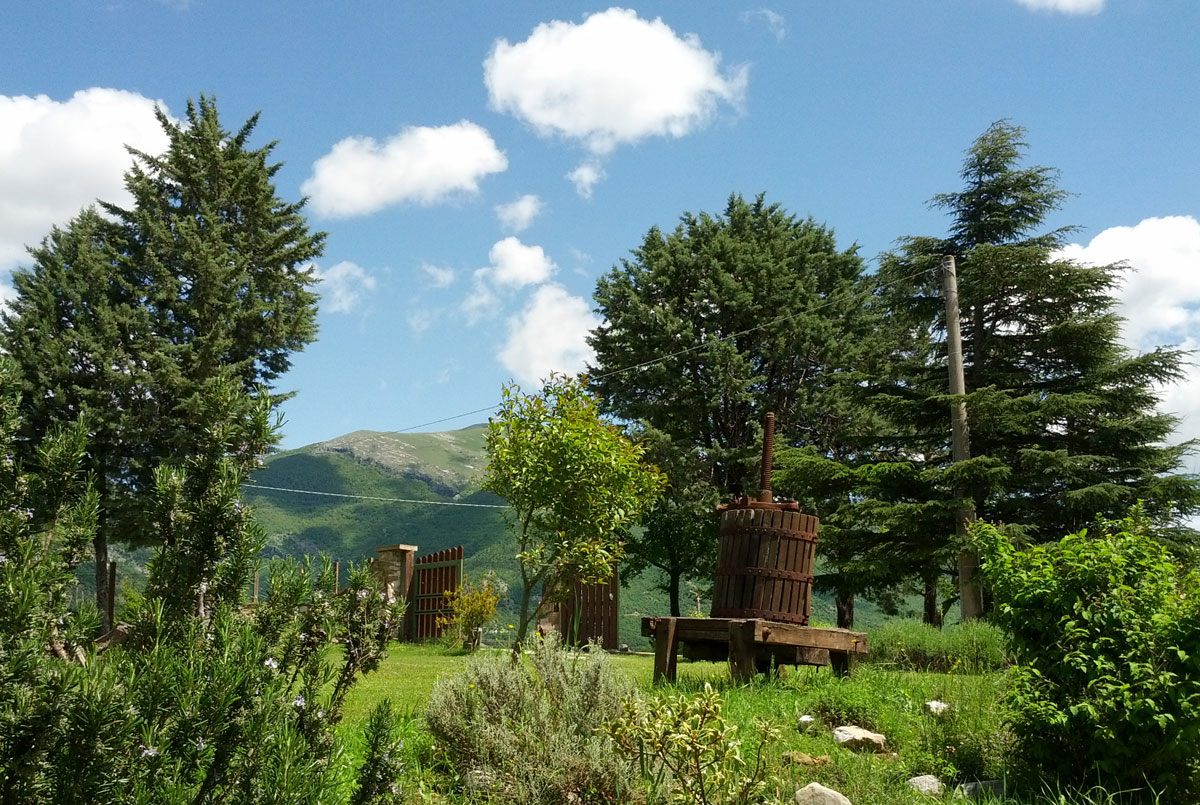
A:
[728, 620, 757, 682]
[106, 560, 116, 629]
[941, 255, 984, 622]
[653, 617, 679, 684]
[253, 571, 260, 603]
[333, 561, 340, 594]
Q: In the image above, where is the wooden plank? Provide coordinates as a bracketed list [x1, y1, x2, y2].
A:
[653, 617, 679, 683]
[759, 622, 868, 654]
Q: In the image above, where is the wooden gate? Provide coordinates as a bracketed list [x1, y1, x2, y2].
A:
[411, 546, 464, 640]
[554, 566, 619, 650]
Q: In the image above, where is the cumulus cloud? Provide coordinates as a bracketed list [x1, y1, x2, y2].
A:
[566, 161, 606, 199]
[1013, 0, 1104, 14]
[1058, 216, 1200, 351]
[1058, 216, 1200, 448]
[740, 8, 787, 41]
[0, 88, 169, 270]
[484, 237, 556, 288]
[313, 261, 378, 314]
[485, 8, 747, 182]
[495, 194, 544, 233]
[303, 121, 507, 218]
[420, 262, 456, 288]
[498, 284, 600, 386]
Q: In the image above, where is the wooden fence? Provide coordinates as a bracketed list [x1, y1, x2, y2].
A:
[410, 546, 464, 640]
[553, 566, 619, 650]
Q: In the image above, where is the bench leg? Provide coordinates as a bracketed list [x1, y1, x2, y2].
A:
[830, 651, 856, 677]
[729, 620, 757, 683]
[653, 617, 678, 684]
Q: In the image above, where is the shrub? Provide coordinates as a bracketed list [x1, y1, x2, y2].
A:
[437, 572, 503, 650]
[867, 618, 1010, 673]
[607, 682, 779, 805]
[975, 511, 1200, 800]
[425, 635, 637, 804]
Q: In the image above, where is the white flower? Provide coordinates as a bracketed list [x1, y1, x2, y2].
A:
[263, 657, 278, 670]
[196, 738, 205, 751]
[292, 695, 305, 709]
[357, 589, 370, 600]
[141, 746, 158, 758]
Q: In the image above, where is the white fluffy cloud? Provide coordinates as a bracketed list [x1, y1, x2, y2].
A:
[495, 194, 544, 233]
[1058, 216, 1200, 351]
[1013, 0, 1104, 14]
[485, 237, 556, 288]
[1058, 216, 1200, 447]
[484, 7, 747, 158]
[420, 262, 456, 288]
[498, 284, 600, 386]
[0, 88, 170, 270]
[303, 121, 507, 218]
[460, 237, 558, 323]
[313, 261, 378, 314]
[566, 161, 606, 199]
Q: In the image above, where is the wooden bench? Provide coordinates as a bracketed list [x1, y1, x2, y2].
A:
[642, 616, 868, 683]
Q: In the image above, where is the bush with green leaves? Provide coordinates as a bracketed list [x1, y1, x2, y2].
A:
[437, 572, 503, 650]
[975, 511, 1200, 800]
[866, 618, 1010, 673]
[607, 682, 779, 805]
[0, 367, 405, 803]
[425, 635, 636, 804]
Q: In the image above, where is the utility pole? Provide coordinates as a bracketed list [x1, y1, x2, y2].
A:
[941, 254, 984, 621]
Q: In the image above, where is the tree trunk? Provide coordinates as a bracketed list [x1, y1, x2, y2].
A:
[667, 571, 681, 617]
[835, 587, 855, 629]
[95, 531, 110, 633]
[516, 581, 533, 644]
[923, 571, 943, 628]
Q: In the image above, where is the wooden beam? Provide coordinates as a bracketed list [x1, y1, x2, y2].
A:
[653, 617, 679, 684]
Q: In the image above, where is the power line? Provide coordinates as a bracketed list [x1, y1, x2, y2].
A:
[241, 482, 509, 509]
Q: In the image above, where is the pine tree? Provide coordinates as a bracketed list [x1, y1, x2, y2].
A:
[860, 121, 1199, 617]
[0, 96, 323, 628]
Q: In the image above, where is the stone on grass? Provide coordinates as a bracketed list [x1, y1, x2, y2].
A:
[907, 775, 944, 795]
[924, 700, 951, 717]
[780, 750, 831, 767]
[797, 714, 816, 731]
[955, 780, 1005, 799]
[832, 725, 887, 752]
[794, 782, 852, 805]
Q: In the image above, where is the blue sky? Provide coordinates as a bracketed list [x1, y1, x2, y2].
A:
[2, 0, 1198, 452]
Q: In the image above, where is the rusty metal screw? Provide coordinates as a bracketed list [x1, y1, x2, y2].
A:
[758, 412, 775, 503]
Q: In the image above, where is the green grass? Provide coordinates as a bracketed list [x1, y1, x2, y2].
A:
[341, 642, 1162, 804]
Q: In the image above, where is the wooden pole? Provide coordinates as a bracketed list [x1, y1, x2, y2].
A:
[106, 560, 117, 629]
[941, 255, 984, 621]
[333, 560, 340, 594]
[253, 571, 260, 602]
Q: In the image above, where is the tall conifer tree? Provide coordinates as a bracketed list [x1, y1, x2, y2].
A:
[0, 97, 323, 627]
[856, 121, 1199, 617]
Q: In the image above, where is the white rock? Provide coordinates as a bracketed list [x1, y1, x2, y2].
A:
[924, 700, 951, 717]
[907, 775, 944, 795]
[795, 782, 852, 805]
[832, 725, 887, 752]
[955, 780, 1005, 800]
[797, 714, 816, 730]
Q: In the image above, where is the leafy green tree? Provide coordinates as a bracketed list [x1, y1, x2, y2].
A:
[621, 427, 719, 617]
[0, 96, 323, 628]
[589, 193, 875, 495]
[859, 121, 1199, 618]
[482, 374, 665, 642]
[589, 193, 881, 623]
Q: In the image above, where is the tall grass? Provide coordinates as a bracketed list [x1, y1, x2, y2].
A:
[866, 618, 1010, 673]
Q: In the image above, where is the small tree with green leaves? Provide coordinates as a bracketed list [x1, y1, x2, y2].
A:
[482, 374, 665, 642]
